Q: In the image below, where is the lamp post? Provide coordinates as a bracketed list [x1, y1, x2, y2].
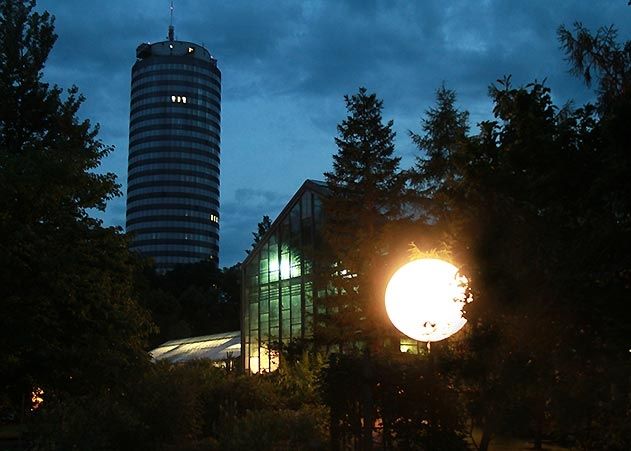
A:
[385, 258, 471, 350]
[384, 258, 472, 449]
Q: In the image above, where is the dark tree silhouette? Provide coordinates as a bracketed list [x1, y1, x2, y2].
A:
[317, 88, 407, 449]
[0, 0, 154, 415]
[247, 214, 272, 254]
[558, 22, 631, 111]
[139, 260, 241, 346]
[319, 87, 406, 350]
[410, 63, 631, 448]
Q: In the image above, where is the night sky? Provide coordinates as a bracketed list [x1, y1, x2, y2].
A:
[36, 0, 631, 267]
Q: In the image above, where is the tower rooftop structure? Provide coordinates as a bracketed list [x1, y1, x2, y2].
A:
[135, 40, 216, 64]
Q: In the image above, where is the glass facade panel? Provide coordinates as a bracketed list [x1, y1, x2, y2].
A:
[242, 182, 325, 372]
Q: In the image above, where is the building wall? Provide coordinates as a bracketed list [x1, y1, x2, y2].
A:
[242, 182, 325, 373]
[126, 40, 221, 272]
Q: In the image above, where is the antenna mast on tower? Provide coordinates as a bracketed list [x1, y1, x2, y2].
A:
[168, 0, 175, 41]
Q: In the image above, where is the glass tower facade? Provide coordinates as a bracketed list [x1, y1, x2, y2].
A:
[126, 36, 221, 272]
[242, 180, 327, 373]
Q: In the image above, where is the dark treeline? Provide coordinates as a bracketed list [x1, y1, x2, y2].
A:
[138, 261, 241, 347]
[1, 0, 630, 449]
[314, 19, 631, 450]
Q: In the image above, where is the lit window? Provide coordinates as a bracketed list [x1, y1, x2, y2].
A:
[188, 47, 194, 53]
[169, 44, 173, 49]
[182, 96, 187, 103]
[280, 255, 290, 280]
[177, 96, 181, 102]
[210, 214, 219, 223]
[171, 95, 176, 102]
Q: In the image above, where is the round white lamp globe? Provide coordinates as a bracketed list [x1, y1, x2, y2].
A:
[385, 258, 470, 342]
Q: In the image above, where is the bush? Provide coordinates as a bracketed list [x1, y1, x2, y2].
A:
[218, 405, 329, 451]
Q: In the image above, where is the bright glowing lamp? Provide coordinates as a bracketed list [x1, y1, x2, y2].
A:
[385, 258, 470, 342]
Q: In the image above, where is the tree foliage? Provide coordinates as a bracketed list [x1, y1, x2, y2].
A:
[34, 360, 328, 450]
[319, 87, 407, 350]
[558, 22, 631, 111]
[139, 261, 241, 347]
[409, 85, 470, 211]
[409, 28, 631, 446]
[247, 214, 272, 254]
[314, 87, 411, 450]
[0, 0, 153, 412]
[321, 352, 469, 451]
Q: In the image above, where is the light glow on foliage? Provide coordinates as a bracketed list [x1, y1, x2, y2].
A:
[385, 258, 471, 342]
[31, 387, 44, 411]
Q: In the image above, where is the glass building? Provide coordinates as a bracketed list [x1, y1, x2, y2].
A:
[242, 180, 427, 373]
[126, 26, 221, 272]
[242, 180, 327, 373]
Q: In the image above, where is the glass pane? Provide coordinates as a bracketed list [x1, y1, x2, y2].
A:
[301, 192, 312, 219]
[290, 249, 301, 278]
[269, 233, 279, 281]
[247, 260, 258, 284]
[259, 347, 270, 372]
[260, 313, 269, 339]
[280, 252, 290, 280]
[281, 282, 290, 310]
[281, 218, 290, 245]
[270, 297, 279, 321]
[282, 317, 291, 340]
[313, 195, 323, 244]
[291, 203, 301, 237]
[260, 298, 269, 314]
[292, 322, 302, 338]
[291, 284, 301, 323]
[301, 219, 312, 247]
[250, 304, 258, 330]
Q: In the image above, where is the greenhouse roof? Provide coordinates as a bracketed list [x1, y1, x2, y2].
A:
[149, 331, 241, 364]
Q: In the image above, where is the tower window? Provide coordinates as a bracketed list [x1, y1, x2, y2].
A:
[170, 95, 188, 103]
[210, 214, 219, 223]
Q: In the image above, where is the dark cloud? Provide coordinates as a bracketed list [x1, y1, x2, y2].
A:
[220, 187, 289, 266]
[35, 0, 631, 266]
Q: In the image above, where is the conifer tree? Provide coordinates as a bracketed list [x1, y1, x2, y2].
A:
[318, 87, 406, 450]
[410, 86, 470, 206]
[318, 87, 406, 350]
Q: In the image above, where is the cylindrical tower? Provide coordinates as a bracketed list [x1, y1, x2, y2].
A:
[126, 35, 220, 272]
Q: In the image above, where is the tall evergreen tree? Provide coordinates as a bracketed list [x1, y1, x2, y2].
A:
[0, 0, 153, 413]
[409, 85, 470, 215]
[318, 87, 406, 350]
[317, 88, 406, 450]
